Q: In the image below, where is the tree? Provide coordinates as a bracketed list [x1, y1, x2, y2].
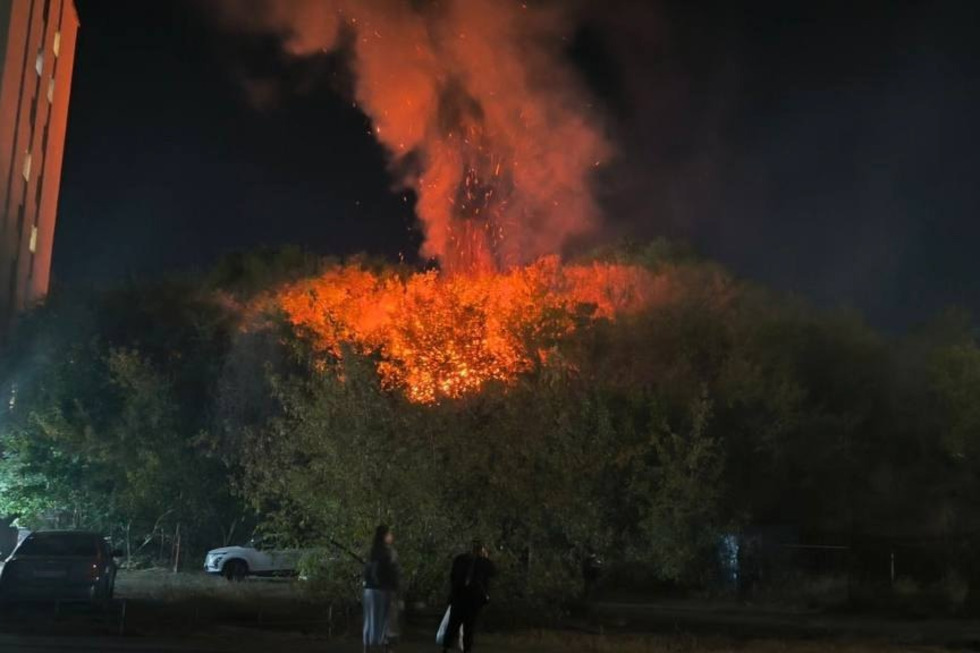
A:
[0, 282, 246, 559]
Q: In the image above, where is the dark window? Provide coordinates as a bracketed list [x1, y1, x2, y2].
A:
[8, 259, 19, 300]
[17, 533, 99, 557]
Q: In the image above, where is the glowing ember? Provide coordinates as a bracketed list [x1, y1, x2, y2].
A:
[276, 257, 660, 403]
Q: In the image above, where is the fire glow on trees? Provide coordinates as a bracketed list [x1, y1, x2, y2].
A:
[276, 257, 663, 403]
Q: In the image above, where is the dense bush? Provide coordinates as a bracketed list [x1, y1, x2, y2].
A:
[2, 244, 980, 609]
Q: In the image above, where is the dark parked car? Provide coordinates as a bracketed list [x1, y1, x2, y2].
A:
[0, 531, 121, 607]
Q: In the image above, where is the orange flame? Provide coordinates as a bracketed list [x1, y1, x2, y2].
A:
[276, 257, 661, 403]
[218, 2, 646, 401]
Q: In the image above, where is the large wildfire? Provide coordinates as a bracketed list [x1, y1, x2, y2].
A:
[221, 1, 656, 402]
[276, 258, 662, 403]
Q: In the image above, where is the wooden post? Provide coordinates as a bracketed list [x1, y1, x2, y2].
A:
[118, 599, 127, 637]
[172, 522, 181, 574]
[125, 521, 132, 566]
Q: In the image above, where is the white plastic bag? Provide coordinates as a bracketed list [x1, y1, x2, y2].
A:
[435, 605, 464, 649]
[436, 606, 451, 645]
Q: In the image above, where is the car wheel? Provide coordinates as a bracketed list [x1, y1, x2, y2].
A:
[222, 559, 248, 582]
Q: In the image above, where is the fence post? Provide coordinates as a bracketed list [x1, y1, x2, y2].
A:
[890, 549, 895, 586]
[172, 522, 182, 574]
[118, 599, 127, 637]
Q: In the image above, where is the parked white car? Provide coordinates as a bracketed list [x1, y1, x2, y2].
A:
[204, 538, 305, 581]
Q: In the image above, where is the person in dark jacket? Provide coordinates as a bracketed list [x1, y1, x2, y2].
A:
[442, 539, 495, 653]
[363, 524, 400, 653]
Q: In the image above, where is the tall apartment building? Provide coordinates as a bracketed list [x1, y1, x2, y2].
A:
[0, 0, 78, 341]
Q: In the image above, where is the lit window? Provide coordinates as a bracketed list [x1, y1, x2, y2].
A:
[53, 31, 61, 58]
[29, 225, 38, 253]
[47, 77, 54, 103]
[22, 151, 31, 181]
[35, 48, 43, 76]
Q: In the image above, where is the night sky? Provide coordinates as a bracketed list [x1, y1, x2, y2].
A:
[56, 1, 980, 330]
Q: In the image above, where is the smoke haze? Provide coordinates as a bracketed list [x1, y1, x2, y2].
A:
[216, 0, 610, 274]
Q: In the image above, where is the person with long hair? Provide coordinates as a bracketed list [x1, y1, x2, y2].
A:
[363, 524, 400, 652]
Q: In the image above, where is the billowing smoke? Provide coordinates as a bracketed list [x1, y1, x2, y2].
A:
[216, 0, 610, 274]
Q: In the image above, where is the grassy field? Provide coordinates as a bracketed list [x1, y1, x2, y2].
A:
[112, 571, 977, 650]
[0, 570, 966, 652]
[508, 635, 948, 653]
[330, 632, 953, 653]
[116, 567, 306, 602]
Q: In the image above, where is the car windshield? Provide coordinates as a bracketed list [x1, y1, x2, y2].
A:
[17, 533, 98, 557]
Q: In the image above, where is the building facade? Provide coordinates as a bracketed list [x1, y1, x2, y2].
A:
[0, 0, 78, 341]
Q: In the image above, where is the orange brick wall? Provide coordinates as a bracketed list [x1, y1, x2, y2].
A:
[0, 0, 78, 340]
